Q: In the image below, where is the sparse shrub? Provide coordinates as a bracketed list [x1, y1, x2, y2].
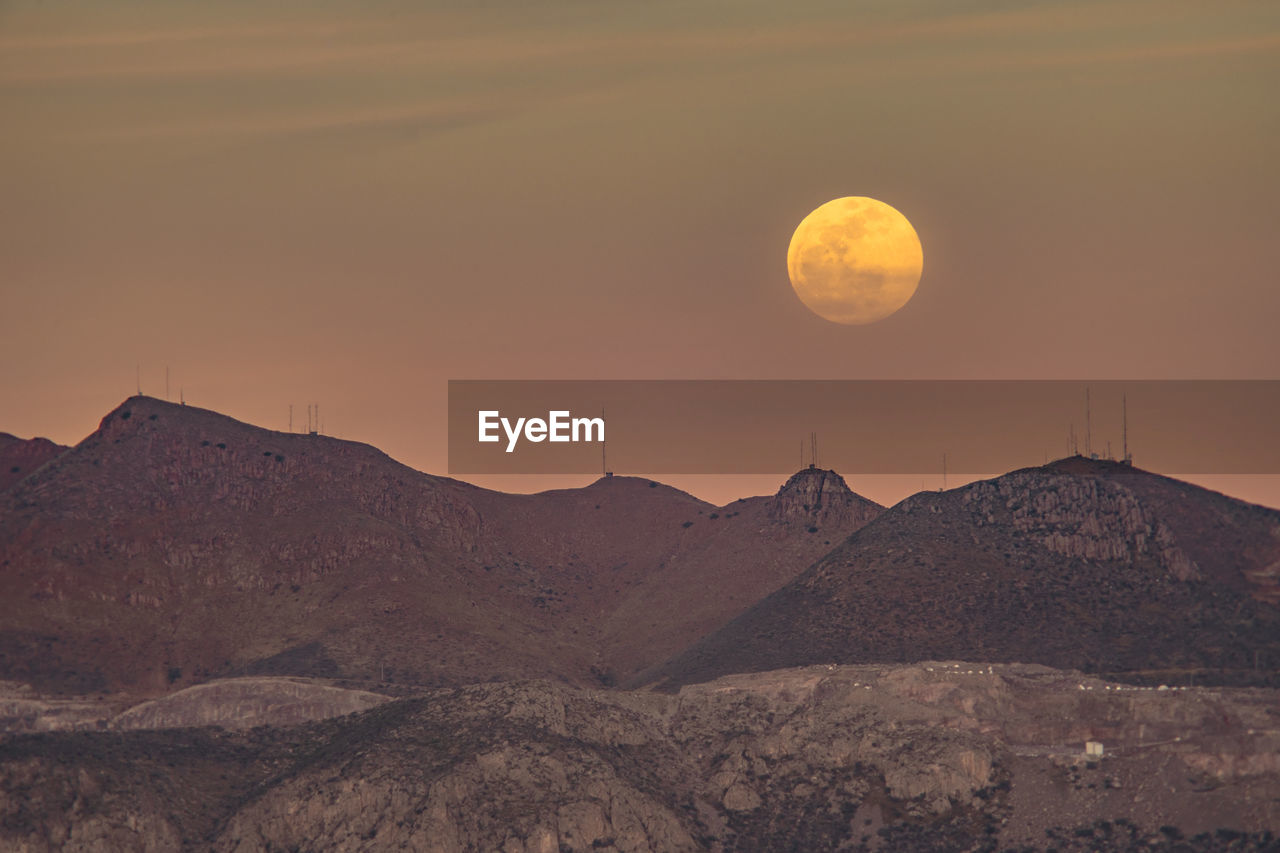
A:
[682, 521, 694, 528]
[166, 666, 181, 683]
[121, 410, 131, 419]
[216, 442, 226, 449]
[149, 414, 158, 421]
[808, 526, 819, 533]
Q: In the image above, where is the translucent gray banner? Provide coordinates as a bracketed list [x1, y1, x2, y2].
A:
[447, 380, 1279, 475]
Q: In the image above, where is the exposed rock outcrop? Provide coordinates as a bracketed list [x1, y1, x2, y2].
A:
[110, 678, 389, 731]
[2, 665, 1277, 852]
[767, 466, 881, 530]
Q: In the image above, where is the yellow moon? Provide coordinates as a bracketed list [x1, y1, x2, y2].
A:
[787, 197, 923, 325]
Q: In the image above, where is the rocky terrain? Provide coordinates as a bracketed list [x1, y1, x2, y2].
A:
[1, 663, 1277, 852]
[0, 396, 878, 696]
[0, 677, 388, 734]
[4, 399, 1280, 850]
[641, 459, 1280, 690]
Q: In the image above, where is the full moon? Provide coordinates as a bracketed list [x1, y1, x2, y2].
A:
[787, 197, 923, 325]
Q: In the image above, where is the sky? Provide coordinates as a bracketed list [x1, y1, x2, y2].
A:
[2, 0, 1278, 507]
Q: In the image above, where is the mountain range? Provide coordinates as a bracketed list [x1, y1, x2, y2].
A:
[4, 396, 1280, 850]
[0, 396, 878, 695]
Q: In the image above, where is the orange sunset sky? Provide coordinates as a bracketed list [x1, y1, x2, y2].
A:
[2, 0, 1278, 507]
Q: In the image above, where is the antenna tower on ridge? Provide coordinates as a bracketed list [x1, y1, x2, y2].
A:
[1122, 393, 1131, 464]
[1085, 386, 1093, 459]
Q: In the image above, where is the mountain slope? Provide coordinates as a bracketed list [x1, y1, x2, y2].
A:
[0, 433, 67, 493]
[639, 459, 1280, 689]
[0, 397, 879, 694]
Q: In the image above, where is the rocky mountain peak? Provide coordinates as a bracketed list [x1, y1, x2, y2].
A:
[767, 466, 881, 529]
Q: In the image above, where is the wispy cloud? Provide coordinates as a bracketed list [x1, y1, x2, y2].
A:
[6, 0, 1274, 150]
[1, 0, 1221, 86]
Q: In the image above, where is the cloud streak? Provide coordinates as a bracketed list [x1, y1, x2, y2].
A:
[6, 0, 1266, 87]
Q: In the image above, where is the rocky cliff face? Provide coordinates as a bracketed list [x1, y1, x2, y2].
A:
[766, 467, 881, 531]
[1, 664, 1276, 852]
[961, 470, 1200, 580]
[644, 459, 1280, 689]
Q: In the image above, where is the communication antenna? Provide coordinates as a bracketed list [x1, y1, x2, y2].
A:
[316, 403, 321, 436]
[809, 432, 818, 469]
[601, 406, 611, 476]
[942, 452, 948, 491]
[180, 387, 185, 406]
[136, 364, 141, 396]
[1085, 386, 1092, 458]
[1122, 393, 1130, 464]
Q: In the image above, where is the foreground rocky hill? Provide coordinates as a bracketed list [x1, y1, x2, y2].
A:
[0, 396, 878, 695]
[1, 663, 1276, 852]
[641, 459, 1280, 690]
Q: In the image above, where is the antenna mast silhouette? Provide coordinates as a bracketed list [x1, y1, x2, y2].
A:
[601, 406, 611, 476]
[809, 432, 818, 469]
[1085, 387, 1092, 458]
[1122, 393, 1131, 464]
[136, 365, 141, 396]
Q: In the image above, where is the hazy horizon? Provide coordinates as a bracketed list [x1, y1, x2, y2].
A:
[7, 391, 1279, 512]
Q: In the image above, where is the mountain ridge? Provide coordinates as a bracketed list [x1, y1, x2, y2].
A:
[0, 396, 879, 695]
[638, 457, 1280, 690]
